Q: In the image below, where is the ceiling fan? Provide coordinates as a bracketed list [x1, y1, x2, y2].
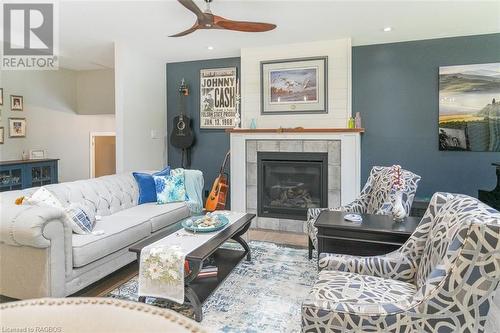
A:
[169, 0, 277, 37]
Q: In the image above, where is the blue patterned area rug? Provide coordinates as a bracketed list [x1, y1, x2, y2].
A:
[106, 240, 317, 332]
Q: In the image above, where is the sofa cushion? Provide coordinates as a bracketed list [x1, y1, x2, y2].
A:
[112, 202, 190, 233]
[72, 215, 151, 267]
[303, 270, 416, 315]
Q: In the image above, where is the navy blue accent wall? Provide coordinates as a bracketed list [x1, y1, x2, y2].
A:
[167, 57, 240, 204]
[353, 34, 500, 199]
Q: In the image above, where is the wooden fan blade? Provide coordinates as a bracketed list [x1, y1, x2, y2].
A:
[213, 16, 276, 32]
[178, 0, 205, 21]
[169, 24, 200, 37]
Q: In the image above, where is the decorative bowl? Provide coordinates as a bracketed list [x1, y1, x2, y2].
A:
[182, 214, 229, 233]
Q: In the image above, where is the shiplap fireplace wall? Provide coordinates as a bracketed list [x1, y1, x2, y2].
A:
[231, 38, 358, 232]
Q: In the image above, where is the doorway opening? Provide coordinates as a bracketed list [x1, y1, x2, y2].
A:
[90, 132, 116, 178]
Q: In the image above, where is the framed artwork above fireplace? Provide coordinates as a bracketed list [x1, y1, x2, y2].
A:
[260, 56, 328, 115]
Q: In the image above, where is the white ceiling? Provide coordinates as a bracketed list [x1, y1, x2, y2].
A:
[58, 0, 500, 70]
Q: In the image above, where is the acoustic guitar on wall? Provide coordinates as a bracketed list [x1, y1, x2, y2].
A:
[205, 151, 230, 212]
[170, 79, 195, 168]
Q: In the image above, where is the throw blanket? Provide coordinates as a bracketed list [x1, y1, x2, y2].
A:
[183, 169, 204, 214]
[138, 211, 246, 304]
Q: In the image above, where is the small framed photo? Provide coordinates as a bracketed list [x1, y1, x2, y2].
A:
[8, 118, 26, 138]
[260, 56, 328, 114]
[30, 149, 46, 159]
[0, 88, 3, 106]
[0, 127, 4, 144]
[10, 95, 23, 111]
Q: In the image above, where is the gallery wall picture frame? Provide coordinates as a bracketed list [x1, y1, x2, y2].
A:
[10, 95, 23, 111]
[8, 118, 26, 138]
[438, 62, 500, 152]
[200, 67, 238, 129]
[0, 127, 4, 144]
[0, 88, 3, 106]
[29, 149, 46, 159]
[260, 56, 328, 115]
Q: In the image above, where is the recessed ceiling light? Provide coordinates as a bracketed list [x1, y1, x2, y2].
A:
[207, 46, 214, 50]
[383, 27, 392, 32]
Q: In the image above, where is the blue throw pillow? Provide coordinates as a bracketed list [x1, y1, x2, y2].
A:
[133, 167, 171, 204]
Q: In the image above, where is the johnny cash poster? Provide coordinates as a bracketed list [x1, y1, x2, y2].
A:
[200, 67, 237, 129]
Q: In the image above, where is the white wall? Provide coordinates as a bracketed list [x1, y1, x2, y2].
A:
[114, 42, 166, 173]
[76, 69, 115, 115]
[240, 38, 352, 128]
[0, 69, 115, 182]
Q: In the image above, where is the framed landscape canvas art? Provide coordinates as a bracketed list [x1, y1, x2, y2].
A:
[439, 62, 500, 152]
[261, 57, 327, 114]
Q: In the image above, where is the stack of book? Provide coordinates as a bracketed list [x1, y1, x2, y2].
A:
[197, 265, 218, 279]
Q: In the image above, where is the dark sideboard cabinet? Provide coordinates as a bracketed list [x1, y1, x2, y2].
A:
[315, 211, 421, 257]
[478, 163, 500, 211]
[0, 159, 59, 192]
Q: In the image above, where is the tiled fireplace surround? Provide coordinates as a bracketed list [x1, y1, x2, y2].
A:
[229, 131, 361, 234]
[246, 140, 341, 233]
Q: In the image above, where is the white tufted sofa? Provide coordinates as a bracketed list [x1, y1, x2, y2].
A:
[0, 172, 199, 299]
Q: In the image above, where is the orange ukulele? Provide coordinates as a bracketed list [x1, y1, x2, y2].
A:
[205, 151, 230, 212]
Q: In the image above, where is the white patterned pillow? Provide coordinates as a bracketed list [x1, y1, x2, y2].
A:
[153, 169, 187, 204]
[25, 187, 64, 209]
[25, 188, 96, 234]
[65, 203, 95, 234]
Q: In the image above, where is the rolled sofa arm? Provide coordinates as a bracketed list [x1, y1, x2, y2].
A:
[0, 203, 69, 248]
[1, 202, 73, 298]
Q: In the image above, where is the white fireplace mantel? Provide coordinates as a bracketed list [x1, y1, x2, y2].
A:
[229, 129, 362, 225]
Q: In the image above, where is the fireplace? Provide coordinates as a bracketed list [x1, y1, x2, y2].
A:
[257, 152, 328, 220]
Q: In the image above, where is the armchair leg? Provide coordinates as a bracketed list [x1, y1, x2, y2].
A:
[308, 237, 313, 260]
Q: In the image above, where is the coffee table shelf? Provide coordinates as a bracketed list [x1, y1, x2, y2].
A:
[190, 248, 246, 304]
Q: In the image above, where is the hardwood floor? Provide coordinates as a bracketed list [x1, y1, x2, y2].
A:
[247, 228, 308, 248]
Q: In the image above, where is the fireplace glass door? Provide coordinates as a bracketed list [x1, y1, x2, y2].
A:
[257, 152, 328, 220]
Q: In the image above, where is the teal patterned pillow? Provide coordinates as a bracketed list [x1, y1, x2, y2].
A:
[153, 169, 187, 204]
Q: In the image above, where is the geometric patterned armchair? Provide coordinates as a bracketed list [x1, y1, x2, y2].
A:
[306, 166, 421, 258]
[302, 192, 500, 332]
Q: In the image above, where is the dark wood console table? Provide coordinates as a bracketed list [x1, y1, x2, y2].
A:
[315, 211, 420, 256]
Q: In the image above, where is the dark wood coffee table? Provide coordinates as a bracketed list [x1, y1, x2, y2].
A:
[314, 211, 420, 256]
[129, 213, 255, 322]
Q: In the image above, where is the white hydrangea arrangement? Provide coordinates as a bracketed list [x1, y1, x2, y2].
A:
[142, 245, 184, 284]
